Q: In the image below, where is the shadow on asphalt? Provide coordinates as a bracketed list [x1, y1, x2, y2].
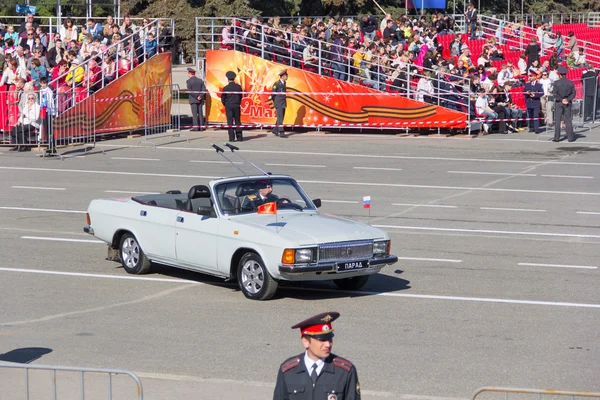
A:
[0, 347, 53, 364]
[120, 263, 410, 301]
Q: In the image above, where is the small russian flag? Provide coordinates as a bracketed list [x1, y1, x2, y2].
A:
[363, 196, 371, 209]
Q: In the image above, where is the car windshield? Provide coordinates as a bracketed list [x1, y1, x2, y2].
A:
[214, 178, 315, 215]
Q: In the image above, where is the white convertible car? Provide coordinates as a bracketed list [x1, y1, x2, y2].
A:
[84, 173, 398, 300]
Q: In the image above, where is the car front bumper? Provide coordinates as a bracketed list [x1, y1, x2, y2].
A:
[278, 255, 398, 275]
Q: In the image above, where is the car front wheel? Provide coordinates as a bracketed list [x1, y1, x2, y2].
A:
[119, 233, 151, 274]
[237, 253, 278, 300]
[333, 275, 369, 291]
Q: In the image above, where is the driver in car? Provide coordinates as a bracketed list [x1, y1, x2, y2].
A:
[242, 180, 280, 210]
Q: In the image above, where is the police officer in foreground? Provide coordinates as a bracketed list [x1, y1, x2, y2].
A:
[221, 71, 243, 142]
[186, 67, 207, 131]
[553, 66, 576, 142]
[271, 69, 288, 138]
[274, 312, 361, 400]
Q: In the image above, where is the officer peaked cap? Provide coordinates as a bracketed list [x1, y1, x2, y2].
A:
[278, 69, 288, 77]
[226, 71, 236, 80]
[557, 66, 568, 75]
[292, 312, 340, 341]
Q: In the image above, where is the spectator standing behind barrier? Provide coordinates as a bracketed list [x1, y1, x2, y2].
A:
[360, 15, 377, 41]
[523, 73, 544, 133]
[271, 69, 288, 138]
[581, 66, 598, 122]
[538, 70, 554, 125]
[221, 71, 243, 142]
[465, 3, 478, 40]
[186, 67, 206, 131]
[273, 312, 361, 400]
[553, 66, 576, 142]
[9, 91, 40, 151]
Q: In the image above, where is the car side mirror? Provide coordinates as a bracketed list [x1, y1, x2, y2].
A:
[197, 206, 215, 218]
[312, 198, 321, 208]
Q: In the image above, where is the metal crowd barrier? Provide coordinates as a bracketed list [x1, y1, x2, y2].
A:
[472, 387, 600, 400]
[141, 83, 182, 147]
[0, 362, 143, 399]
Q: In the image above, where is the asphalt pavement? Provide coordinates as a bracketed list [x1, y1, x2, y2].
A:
[1, 129, 599, 399]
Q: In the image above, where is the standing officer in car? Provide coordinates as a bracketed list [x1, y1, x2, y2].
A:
[273, 312, 361, 400]
[553, 66, 576, 142]
[186, 67, 206, 131]
[221, 71, 244, 142]
[241, 180, 279, 210]
[271, 69, 288, 138]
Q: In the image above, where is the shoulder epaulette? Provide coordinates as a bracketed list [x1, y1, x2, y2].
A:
[281, 356, 301, 373]
[247, 194, 257, 199]
[333, 357, 353, 372]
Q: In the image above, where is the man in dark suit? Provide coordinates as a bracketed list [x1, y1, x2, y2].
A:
[241, 180, 279, 210]
[273, 312, 361, 400]
[186, 67, 206, 131]
[580, 66, 598, 121]
[271, 69, 288, 138]
[553, 66, 576, 142]
[221, 71, 243, 142]
[523, 73, 544, 133]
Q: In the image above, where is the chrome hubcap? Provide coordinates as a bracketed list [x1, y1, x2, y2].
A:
[241, 260, 265, 295]
[121, 237, 140, 269]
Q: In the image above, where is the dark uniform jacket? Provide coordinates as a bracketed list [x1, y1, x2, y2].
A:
[523, 81, 543, 108]
[221, 82, 243, 107]
[274, 353, 360, 400]
[186, 76, 207, 104]
[241, 192, 279, 210]
[552, 77, 576, 103]
[581, 70, 598, 96]
[271, 79, 287, 109]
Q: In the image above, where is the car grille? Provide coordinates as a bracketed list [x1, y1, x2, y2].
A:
[318, 240, 374, 262]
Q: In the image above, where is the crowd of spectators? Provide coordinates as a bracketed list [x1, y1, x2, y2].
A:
[0, 13, 172, 148]
[221, 9, 593, 133]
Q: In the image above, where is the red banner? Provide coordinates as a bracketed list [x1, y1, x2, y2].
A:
[205, 50, 466, 129]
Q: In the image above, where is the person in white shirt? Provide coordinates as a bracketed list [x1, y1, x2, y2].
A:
[10, 92, 40, 151]
[380, 14, 392, 32]
[476, 89, 497, 119]
[538, 70, 553, 124]
[416, 72, 434, 103]
[497, 64, 512, 86]
[518, 54, 527, 76]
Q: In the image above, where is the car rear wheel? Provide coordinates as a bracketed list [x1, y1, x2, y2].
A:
[119, 233, 151, 274]
[333, 275, 369, 291]
[237, 253, 278, 300]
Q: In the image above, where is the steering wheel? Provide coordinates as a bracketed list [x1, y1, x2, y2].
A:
[276, 197, 303, 211]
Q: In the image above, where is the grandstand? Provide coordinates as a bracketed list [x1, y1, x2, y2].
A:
[196, 12, 600, 134]
[0, 15, 175, 152]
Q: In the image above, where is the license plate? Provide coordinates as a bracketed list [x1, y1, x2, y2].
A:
[337, 260, 369, 272]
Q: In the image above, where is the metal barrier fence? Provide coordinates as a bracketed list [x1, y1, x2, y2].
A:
[0, 362, 143, 399]
[472, 387, 600, 400]
[141, 83, 181, 146]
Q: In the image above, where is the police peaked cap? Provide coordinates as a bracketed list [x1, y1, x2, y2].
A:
[292, 312, 340, 341]
[226, 71, 236, 80]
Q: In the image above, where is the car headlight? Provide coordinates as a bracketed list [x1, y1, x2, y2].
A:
[282, 248, 317, 264]
[373, 240, 390, 257]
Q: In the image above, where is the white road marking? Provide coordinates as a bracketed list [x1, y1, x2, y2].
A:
[1, 166, 600, 197]
[577, 211, 600, 215]
[265, 163, 326, 168]
[75, 156, 86, 158]
[398, 257, 462, 263]
[190, 160, 242, 164]
[0, 166, 218, 180]
[0, 206, 86, 214]
[393, 203, 457, 208]
[111, 157, 160, 161]
[518, 262, 598, 270]
[541, 174, 594, 179]
[21, 236, 104, 244]
[2, 267, 600, 309]
[322, 200, 359, 204]
[105, 190, 160, 195]
[100, 144, 600, 166]
[11, 186, 66, 191]
[480, 207, 546, 212]
[374, 224, 600, 239]
[353, 167, 403, 171]
[447, 170, 537, 177]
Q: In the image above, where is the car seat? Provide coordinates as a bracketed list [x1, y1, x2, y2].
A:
[234, 182, 257, 211]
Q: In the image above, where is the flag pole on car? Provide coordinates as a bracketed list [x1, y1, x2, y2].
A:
[363, 196, 371, 224]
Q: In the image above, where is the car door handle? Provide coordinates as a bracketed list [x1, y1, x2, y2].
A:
[177, 216, 184, 223]
[140, 210, 147, 217]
